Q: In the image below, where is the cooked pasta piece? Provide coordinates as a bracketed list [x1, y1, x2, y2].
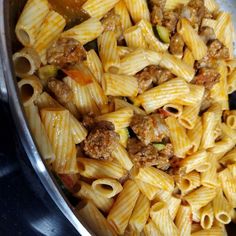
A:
[82, 0, 120, 20]
[129, 193, 150, 232]
[76, 200, 116, 236]
[150, 202, 179, 236]
[228, 164, 236, 177]
[143, 220, 163, 236]
[96, 107, 134, 131]
[124, 0, 150, 23]
[13, 47, 41, 77]
[102, 73, 138, 97]
[164, 0, 190, 10]
[114, 0, 132, 30]
[124, 25, 147, 49]
[219, 123, 236, 143]
[99, 31, 120, 73]
[62, 17, 103, 45]
[24, 104, 55, 162]
[226, 114, 236, 129]
[91, 178, 123, 198]
[213, 190, 231, 224]
[163, 104, 183, 118]
[200, 203, 214, 230]
[75, 181, 114, 213]
[191, 227, 225, 236]
[220, 147, 236, 166]
[77, 157, 126, 179]
[40, 108, 78, 174]
[165, 116, 192, 157]
[18, 75, 43, 106]
[135, 179, 158, 201]
[34, 10, 66, 65]
[107, 180, 140, 235]
[112, 144, 133, 171]
[86, 49, 103, 84]
[204, 0, 219, 12]
[177, 18, 207, 60]
[201, 18, 217, 30]
[168, 196, 181, 220]
[159, 53, 195, 82]
[35, 92, 60, 109]
[15, 0, 49, 46]
[117, 46, 133, 58]
[180, 151, 210, 173]
[184, 186, 217, 211]
[133, 166, 174, 192]
[153, 188, 172, 203]
[137, 78, 189, 114]
[175, 205, 192, 236]
[183, 48, 195, 68]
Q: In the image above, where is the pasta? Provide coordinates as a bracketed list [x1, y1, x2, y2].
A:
[200, 203, 214, 229]
[143, 220, 163, 236]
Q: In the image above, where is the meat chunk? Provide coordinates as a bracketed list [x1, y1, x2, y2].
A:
[82, 114, 95, 130]
[127, 138, 172, 170]
[192, 68, 220, 90]
[47, 78, 73, 104]
[83, 121, 120, 160]
[163, 11, 179, 32]
[47, 37, 87, 68]
[149, 0, 166, 9]
[151, 5, 163, 25]
[101, 10, 122, 39]
[208, 39, 230, 60]
[199, 26, 216, 44]
[169, 33, 185, 55]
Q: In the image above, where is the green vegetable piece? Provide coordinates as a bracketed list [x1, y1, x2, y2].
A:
[156, 25, 170, 43]
[153, 143, 166, 151]
[38, 65, 58, 80]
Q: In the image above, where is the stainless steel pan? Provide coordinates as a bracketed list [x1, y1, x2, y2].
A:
[0, 0, 235, 235]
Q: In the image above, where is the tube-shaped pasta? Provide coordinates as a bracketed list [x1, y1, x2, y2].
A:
[150, 202, 179, 236]
[77, 157, 126, 179]
[191, 227, 225, 236]
[116, 128, 129, 148]
[76, 200, 116, 236]
[228, 69, 236, 94]
[143, 220, 163, 236]
[220, 123, 236, 143]
[114, 98, 146, 115]
[35, 92, 60, 109]
[24, 104, 55, 162]
[175, 205, 192, 236]
[200, 203, 214, 229]
[220, 148, 236, 166]
[82, 0, 120, 20]
[96, 107, 134, 131]
[124, 25, 147, 49]
[226, 114, 236, 129]
[213, 190, 231, 224]
[34, 10, 66, 65]
[99, 31, 120, 73]
[62, 17, 103, 45]
[178, 171, 201, 195]
[204, 0, 219, 12]
[180, 151, 210, 173]
[112, 144, 133, 171]
[129, 193, 150, 232]
[114, 0, 132, 30]
[159, 53, 195, 82]
[165, 116, 192, 158]
[134, 166, 174, 192]
[187, 117, 202, 154]
[177, 18, 207, 60]
[135, 179, 158, 201]
[86, 49, 103, 84]
[184, 186, 217, 210]
[137, 78, 189, 114]
[107, 180, 140, 235]
[153, 188, 172, 203]
[40, 108, 78, 174]
[228, 164, 236, 177]
[124, 0, 150, 23]
[102, 73, 138, 97]
[117, 46, 133, 58]
[91, 178, 123, 198]
[75, 181, 114, 213]
[201, 18, 217, 30]
[163, 104, 183, 117]
[69, 115, 87, 144]
[179, 103, 201, 130]
[13, 47, 41, 77]
[15, 0, 49, 46]
[168, 196, 181, 220]
[138, 20, 169, 52]
[18, 75, 43, 106]
[200, 112, 217, 149]
[165, 0, 190, 10]
[183, 48, 195, 67]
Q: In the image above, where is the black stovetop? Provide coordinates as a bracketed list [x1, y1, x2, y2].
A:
[0, 102, 79, 236]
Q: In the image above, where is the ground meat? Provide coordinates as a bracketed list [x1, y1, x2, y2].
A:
[167, 156, 185, 176]
[163, 10, 179, 32]
[199, 26, 216, 44]
[47, 37, 87, 68]
[149, 0, 166, 9]
[135, 65, 174, 94]
[208, 39, 230, 60]
[192, 68, 220, 90]
[127, 138, 172, 170]
[82, 114, 95, 130]
[151, 5, 163, 25]
[101, 10, 122, 39]
[82, 121, 120, 160]
[195, 55, 215, 69]
[47, 78, 73, 104]
[169, 33, 185, 55]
